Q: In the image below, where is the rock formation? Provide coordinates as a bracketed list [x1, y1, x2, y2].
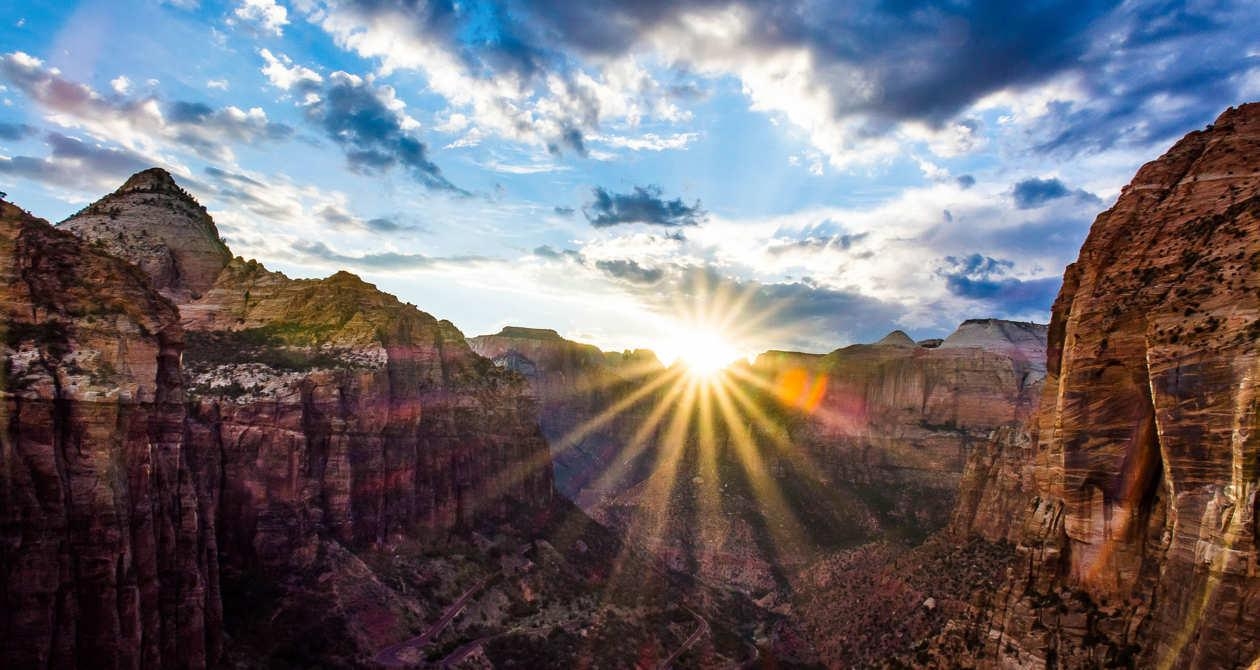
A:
[2, 171, 562, 667]
[0, 199, 218, 669]
[751, 319, 1047, 534]
[938, 103, 1260, 668]
[60, 168, 231, 303]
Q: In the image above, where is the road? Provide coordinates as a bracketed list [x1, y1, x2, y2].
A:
[657, 606, 709, 670]
[372, 575, 494, 667]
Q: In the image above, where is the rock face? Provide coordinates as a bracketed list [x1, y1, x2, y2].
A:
[942, 103, 1260, 668]
[469, 327, 665, 505]
[753, 319, 1047, 534]
[2, 172, 556, 667]
[0, 199, 218, 669]
[60, 168, 231, 303]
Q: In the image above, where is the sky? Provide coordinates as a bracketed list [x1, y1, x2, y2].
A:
[0, 0, 1257, 357]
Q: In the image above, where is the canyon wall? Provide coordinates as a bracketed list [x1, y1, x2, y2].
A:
[0, 199, 218, 669]
[944, 103, 1260, 668]
[1, 170, 555, 667]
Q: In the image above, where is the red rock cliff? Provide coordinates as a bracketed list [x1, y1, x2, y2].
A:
[0, 199, 219, 669]
[947, 103, 1260, 668]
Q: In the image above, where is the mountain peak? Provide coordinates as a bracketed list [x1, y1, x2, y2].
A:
[118, 167, 182, 193]
[874, 330, 917, 347]
[60, 169, 231, 303]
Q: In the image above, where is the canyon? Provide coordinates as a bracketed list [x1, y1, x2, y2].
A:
[1, 101, 1258, 669]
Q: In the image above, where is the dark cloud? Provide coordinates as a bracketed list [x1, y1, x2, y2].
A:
[1012, 177, 1101, 209]
[583, 185, 706, 228]
[0, 122, 36, 140]
[533, 244, 579, 260]
[330, 1, 1256, 156]
[548, 126, 586, 156]
[0, 132, 150, 191]
[594, 258, 663, 284]
[204, 165, 266, 188]
[303, 72, 461, 192]
[292, 239, 485, 270]
[553, 205, 575, 216]
[956, 174, 976, 189]
[366, 217, 404, 232]
[938, 253, 1060, 314]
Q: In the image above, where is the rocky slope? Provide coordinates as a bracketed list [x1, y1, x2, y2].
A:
[0, 198, 218, 669]
[927, 103, 1260, 668]
[60, 168, 231, 303]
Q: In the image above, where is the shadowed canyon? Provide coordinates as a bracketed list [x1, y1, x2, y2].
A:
[4, 95, 1260, 670]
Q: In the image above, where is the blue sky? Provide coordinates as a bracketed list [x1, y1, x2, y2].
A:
[1, 0, 1257, 355]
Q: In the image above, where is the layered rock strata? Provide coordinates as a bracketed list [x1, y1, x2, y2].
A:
[0, 199, 218, 669]
[942, 103, 1260, 668]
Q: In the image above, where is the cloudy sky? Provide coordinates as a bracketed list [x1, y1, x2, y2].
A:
[1, 0, 1257, 355]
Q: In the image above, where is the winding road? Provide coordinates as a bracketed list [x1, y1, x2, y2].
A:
[657, 606, 709, 669]
[372, 575, 494, 667]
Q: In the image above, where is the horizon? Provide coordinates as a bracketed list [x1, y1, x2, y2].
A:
[1, 1, 1257, 356]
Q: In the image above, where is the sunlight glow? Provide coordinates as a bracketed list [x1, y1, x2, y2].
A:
[657, 328, 742, 378]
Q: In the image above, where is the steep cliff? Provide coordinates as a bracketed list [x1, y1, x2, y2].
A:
[755, 320, 1047, 533]
[941, 103, 1260, 668]
[0, 199, 219, 668]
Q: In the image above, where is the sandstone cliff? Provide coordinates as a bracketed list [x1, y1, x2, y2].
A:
[941, 103, 1260, 668]
[0, 198, 219, 669]
[3, 171, 560, 667]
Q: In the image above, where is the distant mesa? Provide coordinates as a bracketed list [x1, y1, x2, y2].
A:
[917, 338, 944, 348]
[493, 326, 565, 341]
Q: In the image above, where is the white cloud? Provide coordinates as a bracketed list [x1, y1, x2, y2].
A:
[207, 78, 230, 91]
[259, 48, 322, 91]
[0, 51, 290, 164]
[110, 76, 131, 95]
[592, 132, 699, 152]
[232, 0, 289, 36]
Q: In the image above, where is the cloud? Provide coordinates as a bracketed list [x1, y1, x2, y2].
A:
[937, 253, 1061, 314]
[1012, 176, 1100, 209]
[256, 52, 459, 192]
[956, 174, 976, 189]
[553, 205, 575, 216]
[300, 0, 692, 156]
[0, 132, 151, 191]
[231, 0, 289, 36]
[305, 0, 1257, 167]
[594, 258, 664, 284]
[583, 185, 706, 228]
[593, 132, 698, 151]
[110, 75, 131, 95]
[0, 121, 36, 140]
[291, 239, 486, 271]
[259, 48, 322, 93]
[0, 51, 291, 162]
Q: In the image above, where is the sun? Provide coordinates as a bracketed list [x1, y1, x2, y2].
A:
[658, 328, 741, 379]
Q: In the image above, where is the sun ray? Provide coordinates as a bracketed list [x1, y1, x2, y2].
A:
[710, 379, 811, 556]
[550, 365, 685, 455]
